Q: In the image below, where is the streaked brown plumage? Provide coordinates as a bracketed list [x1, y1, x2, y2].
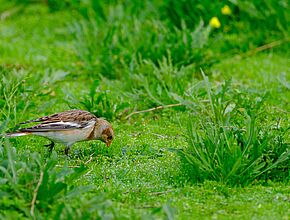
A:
[6, 110, 114, 155]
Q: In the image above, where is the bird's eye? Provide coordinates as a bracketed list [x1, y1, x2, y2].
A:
[108, 135, 112, 140]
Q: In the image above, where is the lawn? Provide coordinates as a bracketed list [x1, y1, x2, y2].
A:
[0, 1, 289, 219]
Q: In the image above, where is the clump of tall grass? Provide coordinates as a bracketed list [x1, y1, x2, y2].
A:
[0, 139, 116, 219]
[68, 12, 211, 79]
[176, 71, 290, 186]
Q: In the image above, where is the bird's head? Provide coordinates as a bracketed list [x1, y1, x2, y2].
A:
[98, 119, 114, 147]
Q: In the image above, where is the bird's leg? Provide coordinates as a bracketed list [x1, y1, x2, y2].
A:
[65, 146, 71, 156]
[44, 141, 55, 153]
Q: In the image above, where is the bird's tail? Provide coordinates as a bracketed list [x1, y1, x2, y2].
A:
[5, 132, 31, 137]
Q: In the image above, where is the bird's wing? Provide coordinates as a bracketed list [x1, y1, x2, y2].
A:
[19, 110, 97, 125]
[19, 120, 94, 132]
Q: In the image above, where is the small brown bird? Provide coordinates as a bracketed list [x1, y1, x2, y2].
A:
[6, 110, 114, 155]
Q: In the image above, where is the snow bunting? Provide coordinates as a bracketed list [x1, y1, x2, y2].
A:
[6, 110, 114, 155]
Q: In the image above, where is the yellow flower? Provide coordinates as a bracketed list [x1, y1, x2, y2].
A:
[221, 5, 231, 15]
[209, 17, 221, 28]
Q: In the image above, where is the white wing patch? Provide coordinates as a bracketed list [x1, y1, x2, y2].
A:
[19, 119, 96, 132]
[49, 121, 83, 128]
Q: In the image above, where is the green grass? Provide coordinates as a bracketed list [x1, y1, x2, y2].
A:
[0, 1, 289, 219]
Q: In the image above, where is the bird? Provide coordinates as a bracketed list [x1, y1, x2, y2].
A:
[5, 110, 114, 155]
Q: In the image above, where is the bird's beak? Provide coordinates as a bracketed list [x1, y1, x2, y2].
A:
[106, 141, 112, 147]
